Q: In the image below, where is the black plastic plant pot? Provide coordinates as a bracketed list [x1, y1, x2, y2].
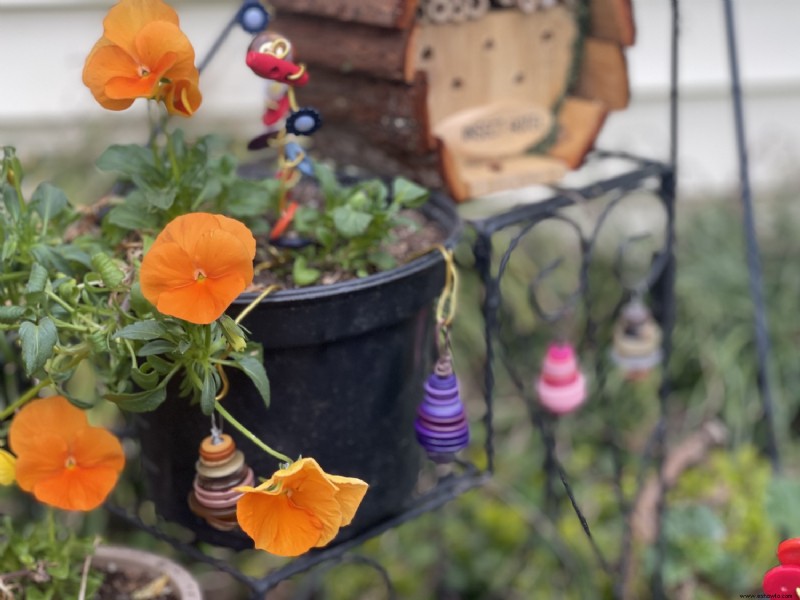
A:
[135, 192, 461, 549]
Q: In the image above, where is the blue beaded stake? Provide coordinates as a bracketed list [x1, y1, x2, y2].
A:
[238, 2, 270, 34]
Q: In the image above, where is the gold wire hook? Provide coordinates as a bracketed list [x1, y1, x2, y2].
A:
[214, 363, 230, 402]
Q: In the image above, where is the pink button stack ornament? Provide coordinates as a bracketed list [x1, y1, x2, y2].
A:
[535, 342, 587, 415]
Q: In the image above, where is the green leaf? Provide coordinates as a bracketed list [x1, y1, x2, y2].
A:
[130, 365, 160, 389]
[331, 206, 373, 238]
[145, 354, 174, 375]
[18, 317, 58, 375]
[392, 177, 429, 208]
[137, 339, 177, 356]
[0, 305, 25, 322]
[231, 354, 270, 408]
[96, 144, 154, 178]
[292, 256, 321, 286]
[2, 185, 20, 222]
[30, 183, 68, 222]
[90, 252, 125, 288]
[200, 368, 218, 415]
[105, 197, 160, 231]
[105, 386, 167, 412]
[766, 477, 800, 532]
[113, 319, 167, 341]
[25, 262, 48, 294]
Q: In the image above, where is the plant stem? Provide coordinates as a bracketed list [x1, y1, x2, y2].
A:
[214, 401, 293, 464]
[234, 286, 281, 325]
[0, 379, 52, 420]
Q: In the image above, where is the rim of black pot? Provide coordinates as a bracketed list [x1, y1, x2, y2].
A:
[233, 190, 463, 305]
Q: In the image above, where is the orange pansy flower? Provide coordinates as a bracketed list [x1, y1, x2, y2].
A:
[140, 213, 256, 325]
[236, 458, 368, 557]
[82, 0, 202, 116]
[9, 396, 125, 512]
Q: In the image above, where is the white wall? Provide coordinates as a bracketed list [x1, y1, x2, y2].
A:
[1, 0, 798, 195]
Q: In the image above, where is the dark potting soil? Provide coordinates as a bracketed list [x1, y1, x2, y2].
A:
[94, 565, 179, 600]
[248, 207, 447, 289]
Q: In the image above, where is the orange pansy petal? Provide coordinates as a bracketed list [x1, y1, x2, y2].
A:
[102, 0, 180, 57]
[153, 274, 245, 324]
[14, 434, 70, 493]
[272, 459, 346, 547]
[237, 492, 325, 557]
[31, 466, 121, 511]
[157, 213, 255, 259]
[327, 474, 369, 527]
[82, 43, 141, 109]
[139, 241, 196, 300]
[105, 73, 162, 101]
[134, 21, 194, 78]
[192, 229, 254, 282]
[163, 79, 203, 117]
[9, 397, 88, 455]
[72, 426, 126, 474]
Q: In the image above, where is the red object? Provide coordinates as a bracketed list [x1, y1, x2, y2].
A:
[269, 201, 299, 240]
[263, 94, 291, 126]
[246, 51, 309, 86]
[778, 539, 800, 567]
[762, 564, 800, 597]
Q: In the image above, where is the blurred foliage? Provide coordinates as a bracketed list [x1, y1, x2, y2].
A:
[298, 187, 799, 599]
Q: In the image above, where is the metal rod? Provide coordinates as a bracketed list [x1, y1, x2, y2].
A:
[721, 0, 781, 472]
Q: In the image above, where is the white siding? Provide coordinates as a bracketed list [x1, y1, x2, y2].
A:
[0, 0, 798, 193]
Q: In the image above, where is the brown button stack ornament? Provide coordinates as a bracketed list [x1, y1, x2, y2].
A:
[188, 433, 254, 531]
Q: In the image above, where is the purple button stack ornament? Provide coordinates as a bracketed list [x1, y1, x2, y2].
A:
[414, 355, 470, 463]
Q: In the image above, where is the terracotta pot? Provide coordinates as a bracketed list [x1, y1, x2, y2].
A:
[92, 545, 202, 599]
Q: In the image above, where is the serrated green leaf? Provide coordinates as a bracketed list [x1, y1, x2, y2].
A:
[90, 252, 125, 288]
[18, 317, 57, 375]
[25, 262, 48, 294]
[105, 386, 167, 412]
[113, 319, 167, 341]
[331, 206, 373, 238]
[231, 354, 270, 408]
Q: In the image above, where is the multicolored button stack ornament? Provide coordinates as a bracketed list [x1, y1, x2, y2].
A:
[414, 354, 470, 463]
[763, 538, 800, 597]
[535, 342, 587, 415]
[188, 433, 254, 531]
[610, 298, 663, 380]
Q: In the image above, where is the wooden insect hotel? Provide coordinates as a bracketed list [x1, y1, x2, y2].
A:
[267, 0, 634, 201]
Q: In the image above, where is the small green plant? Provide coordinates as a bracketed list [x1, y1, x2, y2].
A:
[0, 515, 102, 600]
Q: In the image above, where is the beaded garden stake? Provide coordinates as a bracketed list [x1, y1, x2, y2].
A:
[245, 26, 321, 244]
[763, 538, 800, 597]
[414, 248, 471, 463]
[536, 341, 587, 415]
[610, 296, 663, 381]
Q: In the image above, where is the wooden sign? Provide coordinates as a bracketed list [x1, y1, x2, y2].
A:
[433, 101, 553, 160]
